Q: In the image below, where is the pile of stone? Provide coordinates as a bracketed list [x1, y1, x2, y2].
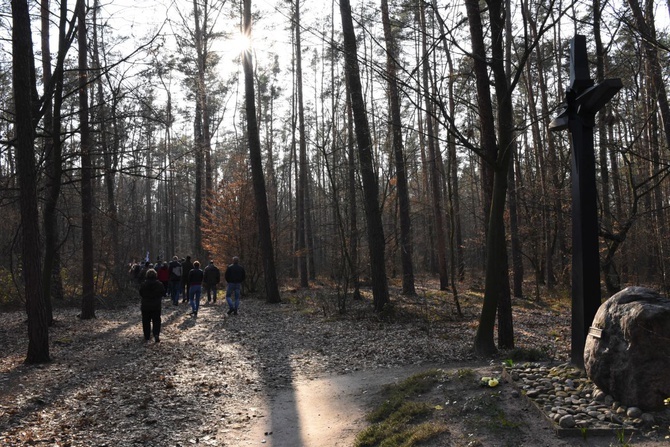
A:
[504, 363, 662, 434]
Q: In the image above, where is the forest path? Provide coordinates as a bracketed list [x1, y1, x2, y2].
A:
[235, 365, 435, 446]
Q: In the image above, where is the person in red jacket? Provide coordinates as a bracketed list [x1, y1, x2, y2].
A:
[156, 261, 170, 296]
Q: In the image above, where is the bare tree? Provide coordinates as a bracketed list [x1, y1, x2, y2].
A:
[242, 0, 281, 304]
[381, 0, 415, 296]
[339, 0, 389, 312]
[77, 0, 95, 319]
[11, 0, 50, 363]
[294, 0, 309, 288]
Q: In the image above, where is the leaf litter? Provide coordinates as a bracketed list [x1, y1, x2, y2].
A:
[1, 285, 654, 446]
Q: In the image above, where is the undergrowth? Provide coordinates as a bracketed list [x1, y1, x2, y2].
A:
[355, 369, 448, 447]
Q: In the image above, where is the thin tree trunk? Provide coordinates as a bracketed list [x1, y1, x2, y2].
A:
[530, 11, 559, 289]
[346, 80, 361, 300]
[438, 16, 465, 282]
[420, 2, 449, 290]
[92, 0, 121, 287]
[294, 0, 309, 288]
[340, 0, 389, 311]
[381, 0, 415, 295]
[41, 0, 56, 325]
[508, 153, 523, 299]
[78, 0, 96, 320]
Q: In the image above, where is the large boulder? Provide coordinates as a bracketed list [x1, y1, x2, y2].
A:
[584, 286, 670, 411]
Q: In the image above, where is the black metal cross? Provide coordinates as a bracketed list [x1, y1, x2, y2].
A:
[550, 35, 622, 367]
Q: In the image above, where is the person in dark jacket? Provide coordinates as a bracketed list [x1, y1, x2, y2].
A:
[225, 256, 246, 315]
[188, 261, 204, 317]
[181, 256, 193, 303]
[204, 260, 221, 304]
[168, 256, 182, 306]
[139, 269, 165, 343]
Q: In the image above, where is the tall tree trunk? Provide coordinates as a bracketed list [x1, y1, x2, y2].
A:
[41, 0, 57, 325]
[12, 0, 50, 363]
[192, 0, 212, 259]
[145, 129, 154, 257]
[526, 8, 558, 289]
[340, 0, 389, 311]
[242, 0, 281, 304]
[381, 0, 415, 295]
[466, 0, 498, 356]
[489, 0, 514, 350]
[346, 80, 361, 300]
[78, 0, 96, 320]
[508, 153, 523, 299]
[466, 0, 515, 354]
[504, 0, 523, 300]
[420, 2, 449, 290]
[438, 16, 465, 282]
[92, 0, 121, 285]
[294, 0, 309, 288]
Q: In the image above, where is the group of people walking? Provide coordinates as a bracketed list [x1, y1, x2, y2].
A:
[138, 256, 246, 343]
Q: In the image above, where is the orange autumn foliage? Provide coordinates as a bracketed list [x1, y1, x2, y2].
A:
[201, 153, 260, 289]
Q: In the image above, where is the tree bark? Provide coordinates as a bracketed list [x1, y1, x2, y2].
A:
[78, 0, 96, 320]
[489, 0, 514, 350]
[191, 0, 214, 259]
[12, 0, 50, 363]
[92, 0, 121, 284]
[242, 0, 281, 304]
[381, 0, 415, 296]
[346, 79, 361, 300]
[466, 0, 515, 354]
[294, 0, 309, 288]
[419, 2, 449, 290]
[339, 0, 389, 312]
[40, 0, 56, 325]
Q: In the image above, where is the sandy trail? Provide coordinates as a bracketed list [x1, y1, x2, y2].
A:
[233, 366, 431, 447]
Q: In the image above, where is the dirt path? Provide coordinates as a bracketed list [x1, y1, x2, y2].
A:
[237, 366, 435, 446]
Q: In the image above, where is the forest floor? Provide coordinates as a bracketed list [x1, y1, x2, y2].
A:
[0, 279, 669, 446]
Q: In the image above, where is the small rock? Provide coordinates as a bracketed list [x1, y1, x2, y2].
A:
[526, 389, 540, 398]
[640, 413, 655, 425]
[626, 407, 642, 418]
[558, 414, 576, 428]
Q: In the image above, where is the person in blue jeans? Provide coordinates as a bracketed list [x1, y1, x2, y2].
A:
[225, 256, 246, 315]
[188, 261, 204, 317]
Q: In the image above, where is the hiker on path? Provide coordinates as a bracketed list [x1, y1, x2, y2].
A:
[168, 256, 182, 306]
[181, 255, 193, 303]
[225, 256, 246, 315]
[139, 268, 164, 343]
[156, 261, 170, 296]
[188, 261, 204, 317]
[204, 260, 221, 304]
[137, 261, 151, 285]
